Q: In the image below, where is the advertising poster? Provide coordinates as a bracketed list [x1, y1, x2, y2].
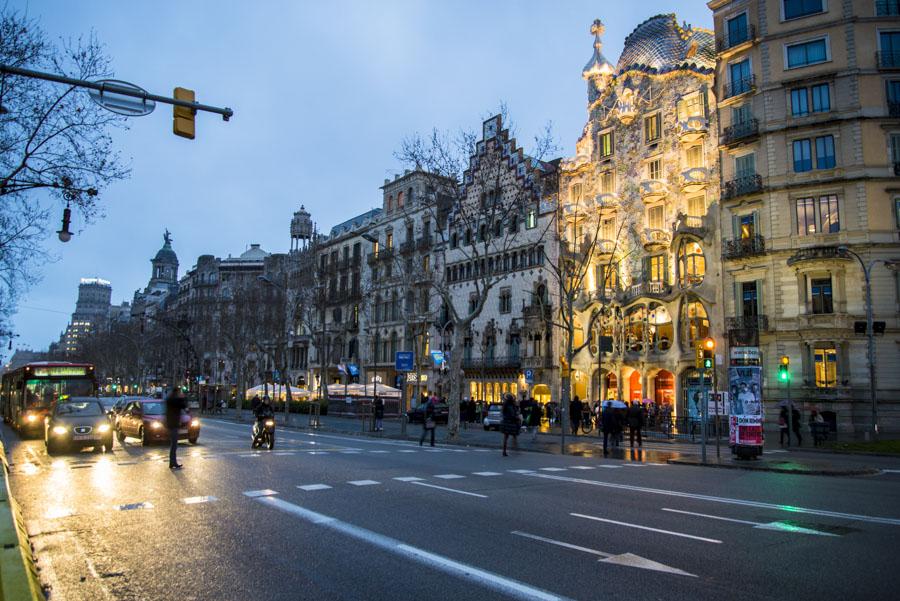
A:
[686, 385, 704, 420]
[727, 365, 763, 446]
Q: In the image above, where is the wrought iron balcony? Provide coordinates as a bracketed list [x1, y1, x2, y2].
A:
[721, 118, 759, 146]
[722, 235, 766, 260]
[722, 174, 762, 200]
[678, 116, 709, 143]
[726, 314, 769, 332]
[399, 240, 415, 255]
[680, 167, 710, 193]
[723, 75, 755, 99]
[786, 245, 852, 266]
[640, 179, 668, 202]
[520, 355, 553, 369]
[416, 235, 433, 250]
[461, 355, 522, 370]
[522, 303, 552, 321]
[716, 24, 756, 52]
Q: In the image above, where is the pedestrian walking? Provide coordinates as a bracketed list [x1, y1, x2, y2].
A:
[791, 405, 803, 446]
[373, 395, 384, 432]
[778, 406, 789, 446]
[419, 397, 436, 447]
[809, 409, 826, 446]
[165, 389, 186, 470]
[528, 397, 541, 441]
[570, 395, 582, 436]
[601, 401, 616, 455]
[627, 400, 644, 447]
[500, 393, 521, 457]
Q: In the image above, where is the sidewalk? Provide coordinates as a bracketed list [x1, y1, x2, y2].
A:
[212, 410, 899, 476]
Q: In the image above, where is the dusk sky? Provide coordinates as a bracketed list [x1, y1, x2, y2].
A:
[10, 1, 712, 352]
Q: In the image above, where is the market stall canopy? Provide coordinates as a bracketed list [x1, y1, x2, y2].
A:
[244, 384, 310, 400]
[326, 383, 400, 398]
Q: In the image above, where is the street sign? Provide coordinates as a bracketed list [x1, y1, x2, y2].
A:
[347, 364, 359, 377]
[430, 351, 444, 367]
[524, 369, 534, 384]
[88, 79, 156, 116]
[395, 351, 414, 372]
[730, 346, 759, 361]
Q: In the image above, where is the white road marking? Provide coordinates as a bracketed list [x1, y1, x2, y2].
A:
[398, 450, 418, 453]
[243, 489, 278, 498]
[569, 466, 595, 470]
[511, 531, 696, 577]
[526, 472, 900, 526]
[339, 450, 361, 454]
[434, 474, 465, 479]
[369, 450, 390, 454]
[273, 452, 295, 456]
[393, 476, 425, 482]
[308, 451, 331, 455]
[572, 513, 722, 543]
[473, 472, 503, 476]
[113, 501, 154, 511]
[880, 469, 900, 474]
[598, 465, 623, 469]
[239, 453, 262, 458]
[182, 495, 218, 504]
[662, 508, 840, 537]
[409, 481, 488, 498]
[348, 480, 380, 486]
[473, 449, 492, 453]
[298, 484, 332, 491]
[508, 469, 536, 474]
[539, 467, 567, 472]
[255, 497, 572, 601]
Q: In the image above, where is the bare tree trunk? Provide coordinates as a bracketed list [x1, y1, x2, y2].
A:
[235, 365, 245, 421]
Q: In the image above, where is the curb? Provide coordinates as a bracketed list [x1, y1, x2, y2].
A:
[665, 457, 880, 477]
[0, 441, 46, 601]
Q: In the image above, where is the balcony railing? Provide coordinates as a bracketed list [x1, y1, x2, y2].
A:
[520, 355, 553, 369]
[399, 240, 415, 254]
[721, 118, 758, 146]
[723, 75, 755, 99]
[786, 245, 852, 266]
[621, 281, 672, 303]
[726, 314, 769, 332]
[674, 214, 708, 238]
[722, 173, 762, 200]
[416, 235, 433, 250]
[677, 116, 709, 143]
[461, 355, 522, 370]
[641, 228, 671, 250]
[716, 24, 756, 52]
[877, 51, 900, 69]
[639, 179, 668, 202]
[877, 0, 900, 15]
[722, 235, 766, 260]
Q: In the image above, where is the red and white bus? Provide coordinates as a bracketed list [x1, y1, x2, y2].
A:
[1, 362, 97, 436]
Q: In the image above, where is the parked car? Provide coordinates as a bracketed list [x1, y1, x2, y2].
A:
[44, 399, 113, 454]
[115, 398, 200, 446]
[406, 402, 449, 425]
[482, 403, 503, 431]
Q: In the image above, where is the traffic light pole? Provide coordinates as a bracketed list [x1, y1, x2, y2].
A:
[0, 64, 233, 120]
[785, 376, 792, 450]
[701, 367, 708, 463]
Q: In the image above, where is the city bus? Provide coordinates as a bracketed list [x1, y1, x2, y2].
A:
[0, 362, 97, 436]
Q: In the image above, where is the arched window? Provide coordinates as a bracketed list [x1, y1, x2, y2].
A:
[374, 295, 382, 322]
[678, 240, 706, 287]
[397, 191, 404, 207]
[648, 302, 673, 352]
[387, 195, 393, 212]
[625, 305, 646, 353]
[680, 299, 709, 349]
[391, 291, 399, 320]
[390, 331, 399, 357]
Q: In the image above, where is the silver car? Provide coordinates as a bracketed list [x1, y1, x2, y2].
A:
[482, 403, 503, 431]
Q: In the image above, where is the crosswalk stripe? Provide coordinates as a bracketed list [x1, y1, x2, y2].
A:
[297, 484, 332, 491]
[398, 450, 417, 453]
[182, 495, 218, 504]
[508, 469, 536, 474]
[393, 476, 424, 482]
[434, 474, 465, 479]
[539, 468, 567, 472]
[369, 450, 390, 454]
[243, 489, 278, 498]
[569, 466, 595, 470]
[348, 480, 380, 486]
[472, 472, 503, 476]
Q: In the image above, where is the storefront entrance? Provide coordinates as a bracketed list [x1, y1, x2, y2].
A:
[654, 370, 675, 405]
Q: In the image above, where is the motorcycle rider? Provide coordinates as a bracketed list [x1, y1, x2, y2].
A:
[252, 395, 275, 444]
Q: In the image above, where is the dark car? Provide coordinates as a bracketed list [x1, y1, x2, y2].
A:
[406, 402, 449, 425]
[115, 398, 200, 446]
[44, 400, 114, 454]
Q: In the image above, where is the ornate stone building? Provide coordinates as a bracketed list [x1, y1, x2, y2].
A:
[561, 15, 724, 417]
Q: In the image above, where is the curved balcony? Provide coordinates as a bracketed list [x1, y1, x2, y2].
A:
[595, 193, 620, 209]
[641, 228, 671, 251]
[594, 239, 617, 258]
[673, 214, 709, 239]
[678, 116, 708, 143]
[680, 167, 710, 193]
[640, 179, 668, 203]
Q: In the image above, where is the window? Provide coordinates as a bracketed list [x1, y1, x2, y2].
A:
[741, 281, 759, 316]
[726, 13, 749, 47]
[888, 80, 900, 113]
[678, 241, 705, 287]
[878, 1, 900, 16]
[386, 232, 393, 249]
[499, 288, 512, 314]
[786, 38, 828, 68]
[397, 191, 404, 207]
[599, 131, 614, 158]
[600, 216, 616, 241]
[814, 347, 837, 387]
[644, 113, 661, 143]
[811, 83, 830, 112]
[681, 300, 710, 348]
[571, 183, 583, 202]
[647, 255, 667, 283]
[810, 277, 833, 314]
[783, 0, 824, 20]
[797, 195, 840, 234]
[880, 32, 900, 68]
[729, 59, 752, 95]
[600, 171, 615, 194]
[790, 88, 809, 116]
[896, 197, 900, 229]
[732, 103, 751, 126]
[815, 135, 835, 169]
[648, 158, 662, 180]
[598, 263, 618, 291]
[735, 153, 756, 178]
[526, 209, 537, 229]
[647, 205, 665, 230]
[685, 145, 704, 169]
[891, 134, 900, 173]
[687, 195, 706, 217]
[793, 139, 812, 172]
[738, 213, 757, 239]
[677, 93, 704, 119]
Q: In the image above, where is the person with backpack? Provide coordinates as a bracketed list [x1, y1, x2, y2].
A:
[500, 393, 521, 457]
[419, 398, 436, 447]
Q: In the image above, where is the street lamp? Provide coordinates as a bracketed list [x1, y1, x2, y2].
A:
[837, 246, 898, 440]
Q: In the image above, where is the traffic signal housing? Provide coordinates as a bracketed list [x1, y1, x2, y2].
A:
[173, 87, 196, 139]
[778, 355, 791, 382]
[696, 337, 715, 369]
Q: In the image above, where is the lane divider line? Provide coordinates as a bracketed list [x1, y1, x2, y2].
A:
[661, 508, 840, 537]
[571, 513, 722, 544]
[511, 530, 611, 558]
[409, 481, 488, 498]
[255, 496, 571, 601]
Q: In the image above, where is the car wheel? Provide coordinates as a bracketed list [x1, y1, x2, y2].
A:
[103, 437, 114, 453]
[140, 427, 151, 447]
[116, 428, 125, 443]
[188, 436, 198, 445]
[46, 439, 57, 455]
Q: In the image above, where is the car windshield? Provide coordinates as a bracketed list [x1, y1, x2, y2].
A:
[99, 399, 116, 410]
[141, 402, 164, 415]
[55, 402, 102, 417]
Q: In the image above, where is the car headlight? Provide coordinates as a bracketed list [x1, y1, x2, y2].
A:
[97, 423, 110, 433]
[150, 421, 163, 430]
[190, 419, 199, 427]
[264, 419, 275, 427]
[26, 413, 38, 422]
[52, 426, 68, 435]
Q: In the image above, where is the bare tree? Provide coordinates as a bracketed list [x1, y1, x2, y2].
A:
[396, 109, 558, 440]
[217, 283, 265, 421]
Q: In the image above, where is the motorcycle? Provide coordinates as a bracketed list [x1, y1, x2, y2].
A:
[251, 417, 276, 450]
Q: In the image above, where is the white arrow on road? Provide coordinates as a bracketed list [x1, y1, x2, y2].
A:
[662, 508, 840, 536]
[511, 531, 696, 577]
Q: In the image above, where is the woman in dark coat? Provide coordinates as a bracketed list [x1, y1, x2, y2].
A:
[500, 393, 521, 457]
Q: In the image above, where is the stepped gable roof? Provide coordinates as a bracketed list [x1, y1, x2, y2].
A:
[615, 14, 714, 76]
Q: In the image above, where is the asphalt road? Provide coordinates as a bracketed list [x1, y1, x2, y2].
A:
[4, 418, 900, 601]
